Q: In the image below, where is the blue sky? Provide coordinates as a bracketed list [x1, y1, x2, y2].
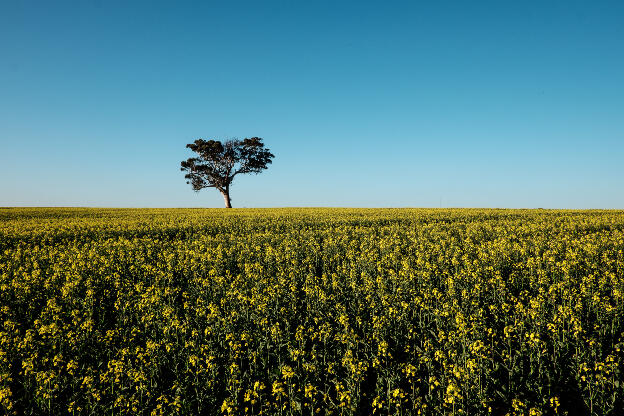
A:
[1, 0, 623, 208]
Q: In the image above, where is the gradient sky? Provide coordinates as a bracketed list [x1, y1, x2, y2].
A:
[1, 0, 623, 208]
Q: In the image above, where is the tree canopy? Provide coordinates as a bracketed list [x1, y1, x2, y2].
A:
[180, 137, 274, 208]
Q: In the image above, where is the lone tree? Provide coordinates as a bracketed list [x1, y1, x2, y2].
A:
[181, 137, 274, 208]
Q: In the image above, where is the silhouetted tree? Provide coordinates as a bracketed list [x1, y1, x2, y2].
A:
[181, 137, 274, 208]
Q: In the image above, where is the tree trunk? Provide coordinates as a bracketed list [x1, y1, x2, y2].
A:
[221, 190, 232, 208]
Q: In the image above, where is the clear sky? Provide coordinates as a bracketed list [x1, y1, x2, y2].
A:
[1, 0, 623, 208]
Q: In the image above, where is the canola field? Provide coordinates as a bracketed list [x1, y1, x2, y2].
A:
[1, 208, 624, 416]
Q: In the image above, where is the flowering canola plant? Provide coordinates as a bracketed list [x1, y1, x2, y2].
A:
[1, 208, 623, 415]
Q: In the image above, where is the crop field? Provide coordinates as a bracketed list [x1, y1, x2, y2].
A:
[1, 208, 624, 415]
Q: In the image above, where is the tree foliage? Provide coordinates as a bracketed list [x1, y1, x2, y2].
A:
[180, 137, 274, 207]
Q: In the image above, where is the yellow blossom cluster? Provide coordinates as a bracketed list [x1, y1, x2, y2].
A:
[1, 208, 623, 415]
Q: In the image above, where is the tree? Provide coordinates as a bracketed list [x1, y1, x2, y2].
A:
[180, 137, 274, 208]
